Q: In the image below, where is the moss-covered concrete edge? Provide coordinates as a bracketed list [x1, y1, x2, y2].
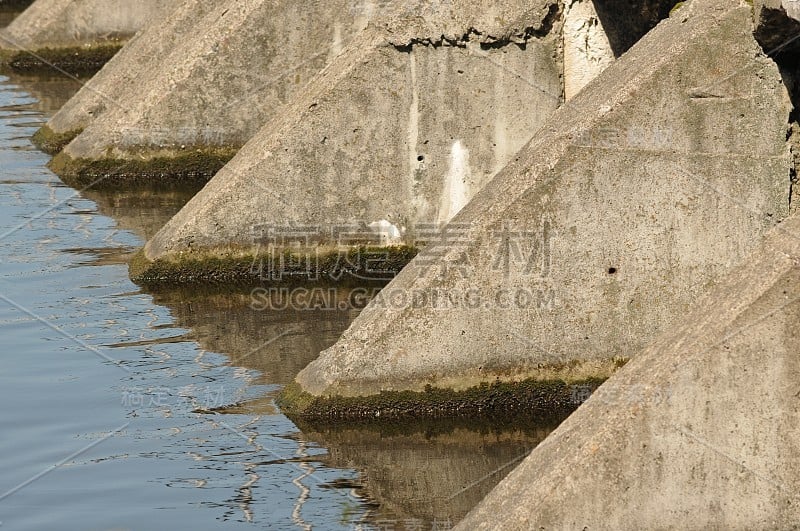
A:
[277, 376, 613, 422]
[49, 147, 239, 190]
[31, 124, 82, 154]
[0, 43, 123, 75]
[129, 245, 420, 288]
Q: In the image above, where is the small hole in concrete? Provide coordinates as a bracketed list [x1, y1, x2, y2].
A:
[608, 267, 618, 274]
[417, 155, 424, 162]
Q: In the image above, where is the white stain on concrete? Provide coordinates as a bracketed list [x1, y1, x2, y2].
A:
[438, 140, 471, 225]
[368, 220, 403, 244]
[329, 23, 344, 59]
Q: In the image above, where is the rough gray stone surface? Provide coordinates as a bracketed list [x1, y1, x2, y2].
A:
[44, 0, 218, 139]
[289, 0, 793, 398]
[143, 0, 563, 258]
[0, 0, 169, 50]
[456, 212, 800, 529]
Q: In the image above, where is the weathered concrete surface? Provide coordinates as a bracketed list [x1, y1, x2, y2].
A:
[563, 0, 682, 100]
[33, 0, 218, 154]
[0, 0, 171, 73]
[133, 0, 567, 284]
[456, 213, 800, 530]
[48, 0, 374, 188]
[563, 0, 614, 100]
[276, 0, 794, 418]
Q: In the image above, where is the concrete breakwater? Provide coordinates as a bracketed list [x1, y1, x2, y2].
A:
[278, 0, 794, 419]
[13, 0, 800, 525]
[131, 0, 684, 286]
[22, 0, 798, 416]
[0, 0, 171, 74]
[44, 0, 376, 189]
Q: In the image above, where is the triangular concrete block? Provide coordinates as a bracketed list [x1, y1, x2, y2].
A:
[32, 0, 219, 153]
[134, 0, 570, 283]
[456, 211, 800, 529]
[276, 0, 794, 418]
[48, 0, 375, 188]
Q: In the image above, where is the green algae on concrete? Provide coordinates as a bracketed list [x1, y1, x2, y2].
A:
[0, 42, 123, 75]
[49, 147, 239, 190]
[278, 376, 609, 422]
[0, 0, 173, 73]
[31, 123, 81, 154]
[129, 245, 419, 288]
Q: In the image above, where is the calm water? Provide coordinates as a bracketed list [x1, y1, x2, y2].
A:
[0, 69, 560, 530]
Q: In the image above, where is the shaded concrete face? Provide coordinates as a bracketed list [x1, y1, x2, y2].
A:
[49, 0, 374, 185]
[36, 0, 219, 153]
[285, 0, 793, 407]
[0, 0, 33, 27]
[592, 0, 679, 55]
[456, 213, 800, 529]
[0, 0, 172, 70]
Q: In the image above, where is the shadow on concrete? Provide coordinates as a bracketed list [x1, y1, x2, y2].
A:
[593, 0, 678, 57]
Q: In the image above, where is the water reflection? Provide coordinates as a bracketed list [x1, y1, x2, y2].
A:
[82, 186, 199, 240]
[0, 71, 87, 114]
[298, 418, 564, 527]
[149, 286, 364, 386]
[136, 281, 566, 528]
[3, 64, 567, 529]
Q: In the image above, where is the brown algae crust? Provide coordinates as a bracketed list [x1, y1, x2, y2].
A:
[277, 377, 611, 422]
[31, 124, 82, 154]
[49, 147, 239, 190]
[0, 43, 124, 74]
[129, 245, 420, 288]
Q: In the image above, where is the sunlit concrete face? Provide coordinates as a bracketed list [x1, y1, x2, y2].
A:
[281, 0, 795, 419]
